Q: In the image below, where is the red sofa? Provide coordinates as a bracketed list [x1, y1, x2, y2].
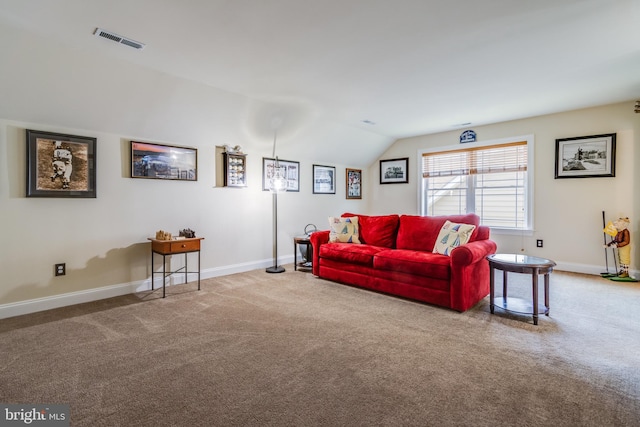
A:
[310, 213, 497, 312]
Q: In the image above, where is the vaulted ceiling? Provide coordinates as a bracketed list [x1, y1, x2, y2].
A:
[1, 0, 639, 140]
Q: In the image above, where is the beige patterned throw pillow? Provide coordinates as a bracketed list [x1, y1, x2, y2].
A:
[433, 220, 476, 256]
[328, 216, 361, 243]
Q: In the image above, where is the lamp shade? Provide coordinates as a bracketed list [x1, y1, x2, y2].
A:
[269, 161, 288, 193]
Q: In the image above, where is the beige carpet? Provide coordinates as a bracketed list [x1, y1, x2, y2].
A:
[1, 268, 639, 426]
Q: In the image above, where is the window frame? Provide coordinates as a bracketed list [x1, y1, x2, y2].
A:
[417, 135, 535, 235]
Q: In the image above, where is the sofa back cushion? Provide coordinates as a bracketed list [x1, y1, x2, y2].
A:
[342, 213, 399, 248]
[396, 214, 480, 252]
[475, 225, 490, 241]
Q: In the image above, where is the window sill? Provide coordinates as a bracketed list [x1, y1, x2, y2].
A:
[488, 227, 534, 236]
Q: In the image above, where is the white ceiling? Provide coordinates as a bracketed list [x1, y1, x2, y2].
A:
[1, 0, 639, 139]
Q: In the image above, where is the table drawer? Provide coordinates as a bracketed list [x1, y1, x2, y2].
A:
[151, 238, 201, 254]
[169, 239, 200, 253]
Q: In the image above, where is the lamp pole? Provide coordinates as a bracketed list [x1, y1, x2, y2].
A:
[266, 126, 286, 274]
[266, 190, 284, 273]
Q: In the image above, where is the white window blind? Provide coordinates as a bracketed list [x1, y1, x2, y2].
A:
[422, 141, 527, 178]
[421, 140, 530, 230]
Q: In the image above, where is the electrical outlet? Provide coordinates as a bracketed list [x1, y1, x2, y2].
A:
[55, 263, 66, 276]
[536, 239, 543, 248]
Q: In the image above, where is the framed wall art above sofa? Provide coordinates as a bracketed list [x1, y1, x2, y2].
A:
[380, 157, 409, 184]
[346, 168, 362, 199]
[313, 164, 336, 194]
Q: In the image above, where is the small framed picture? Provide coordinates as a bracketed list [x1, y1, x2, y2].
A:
[26, 129, 97, 198]
[262, 157, 300, 191]
[380, 157, 409, 184]
[554, 133, 616, 179]
[346, 168, 362, 199]
[131, 141, 197, 180]
[313, 164, 336, 194]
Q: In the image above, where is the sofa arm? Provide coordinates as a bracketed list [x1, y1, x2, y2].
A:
[310, 230, 330, 276]
[449, 239, 497, 312]
[450, 239, 497, 267]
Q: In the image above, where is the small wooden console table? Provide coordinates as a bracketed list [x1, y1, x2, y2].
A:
[148, 237, 204, 298]
[487, 253, 556, 325]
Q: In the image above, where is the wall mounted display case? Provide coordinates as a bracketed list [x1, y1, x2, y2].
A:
[223, 152, 247, 187]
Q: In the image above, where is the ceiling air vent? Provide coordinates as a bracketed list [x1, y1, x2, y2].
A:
[94, 28, 145, 50]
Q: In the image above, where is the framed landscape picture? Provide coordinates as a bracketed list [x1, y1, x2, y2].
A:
[262, 157, 300, 191]
[313, 164, 336, 194]
[554, 133, 616, 179]
[131, 141, 197, 181]
[26, 129, 97, 198]
[380, 157, 409, 184]
[346, 168, 362, 199]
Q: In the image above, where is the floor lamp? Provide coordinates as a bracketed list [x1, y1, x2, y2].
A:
[266, 129, 287, 273]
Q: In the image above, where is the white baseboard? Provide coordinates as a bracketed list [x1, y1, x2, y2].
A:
[0, 255, 294, 320]
[3, 255, 635, 320]
[0, 282, 141, 320]
[555, 261, 638, 278]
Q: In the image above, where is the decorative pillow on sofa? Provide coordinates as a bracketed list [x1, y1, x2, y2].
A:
[433, 221, 477, 256]
[328, 217, 361, 243]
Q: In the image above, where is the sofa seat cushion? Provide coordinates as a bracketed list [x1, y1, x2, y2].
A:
[373, 249, 451, 280]
[319, 243, 386, 267]
[318, 258, 375, 278]
[396, 214, 480, 252]
[376, 271, 450, 293]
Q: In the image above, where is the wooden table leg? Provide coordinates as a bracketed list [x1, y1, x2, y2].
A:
[503, 270, 508, 298]
[532, 272, 539, 325]
[544, 273, 550, 316]
[489, 266, 495, 313]
[306, 244, 312, 263]
[151, 249, 155, 290]
[184, 253, 188, 286]
[502, 270, 508, 307]
[162, 254, 166, 298]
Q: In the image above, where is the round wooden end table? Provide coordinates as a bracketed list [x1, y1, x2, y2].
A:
[486, 253, 556, 325]
[293, 236, 313, 272]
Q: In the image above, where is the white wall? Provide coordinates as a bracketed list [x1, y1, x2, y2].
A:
[368, 102, 640, 275]
[0, 19, 382, 313]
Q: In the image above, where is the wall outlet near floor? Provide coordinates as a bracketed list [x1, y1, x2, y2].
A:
[536, 239, 543, 248]
[55, 263, 66, 276]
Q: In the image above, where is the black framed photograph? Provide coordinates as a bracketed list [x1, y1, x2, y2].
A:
[380, 157, 409, 184]
[26, 129, 97, 198]
[346, 168, 362, 199]
[555, 133, 616, 179]
[262, 157, 300, 191]
[313, 164, 336, 194]
[131, 141, 197, 181]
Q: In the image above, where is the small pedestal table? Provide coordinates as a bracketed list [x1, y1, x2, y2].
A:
[486, 253, 556, 325]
